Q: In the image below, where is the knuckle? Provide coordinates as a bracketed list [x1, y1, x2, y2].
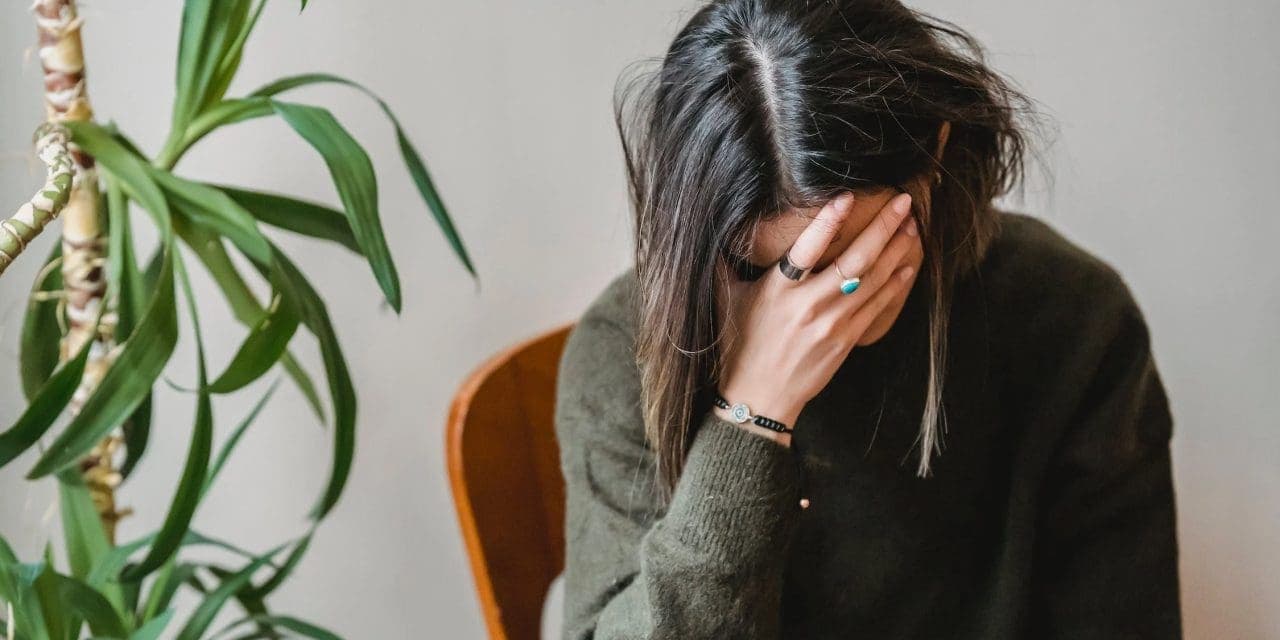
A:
[876, 215, 896, 237]
[812, 314, 840, 339]
[795, 302, 821, 327]
[844, 253, 868, 275]
[885, 232, 914, 261]
[875, 262, 899, 289]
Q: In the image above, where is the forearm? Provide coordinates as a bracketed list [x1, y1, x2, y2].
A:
[566, 413, 803, 639]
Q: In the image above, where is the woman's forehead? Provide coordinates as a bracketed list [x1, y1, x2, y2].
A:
[761, 207, 821, 240]
[749, 188, 900, 262]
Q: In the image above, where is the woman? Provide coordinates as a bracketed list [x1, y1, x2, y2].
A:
[554, 1, 1181, 638]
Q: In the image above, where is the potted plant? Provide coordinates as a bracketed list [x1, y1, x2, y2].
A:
[0, 1, 474, 637]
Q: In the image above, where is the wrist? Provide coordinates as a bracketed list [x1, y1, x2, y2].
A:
[716, 383, 804, 428]
[713, 404, 793, 448]
[712, 387, 802, 449]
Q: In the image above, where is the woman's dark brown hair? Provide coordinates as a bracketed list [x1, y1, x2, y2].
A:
[615, 0, 1045, 498]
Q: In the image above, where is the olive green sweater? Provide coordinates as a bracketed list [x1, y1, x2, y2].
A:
[554, 210, 1181, 639]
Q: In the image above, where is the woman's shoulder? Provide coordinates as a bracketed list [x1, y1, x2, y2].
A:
[977, 209, 1147, 329]
[978, 211, 1174, 473]
[555, 268, 647, 445]
[973, 209, 1160, 406]
[569, 267, 642, 347]
[983, 209, 1130, 292]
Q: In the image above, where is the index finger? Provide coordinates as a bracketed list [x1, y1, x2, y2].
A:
[830, 192, 913, 280]
[785, 192, 856, 272]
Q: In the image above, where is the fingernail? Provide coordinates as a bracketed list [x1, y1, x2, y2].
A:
[906, 218, 918, 236]
[899, 265, 915, 280]
[895, 194, 912, 216]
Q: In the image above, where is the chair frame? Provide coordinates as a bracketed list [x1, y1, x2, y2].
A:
[446, 323, 575, 640]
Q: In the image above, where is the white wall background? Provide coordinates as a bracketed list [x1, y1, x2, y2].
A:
[0, 1, 1275, 638]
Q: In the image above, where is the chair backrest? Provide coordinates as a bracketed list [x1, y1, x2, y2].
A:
[447, 323, 575, 640]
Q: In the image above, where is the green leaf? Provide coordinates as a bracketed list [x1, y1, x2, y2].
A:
[251, 73, 476, 277]
[225, 615, 341, 640]
[86, 529, 277, 599]
[29, 123, 177, 480]
[119, 393, 152, 480]
[41, 572, 128, 639]
[177, 223, 326, 424]
[172, 0, 212, 130]
[246, 530, 311, 600]
[25, 248, 176, 479]
[103, 123, 147, 157]
[0, 334, 92, 469]
[281, 352, 326, 424]
[200, 563, 270, 639]
[105, 175, 146, 339]
[66, 123, 173, 236]
[183, 531, 280, 569]
[271, 99, 402, 312]
[128, 609, 174, 640]
[153, 170, 272, 266]
[86, 533, 153, 588]
[394, 120, 475, 273]
[201, 0, 268, 114]
[0, 549, 50, 640]
[120, 568, 142, 622]
[56, 474, 110, 580]
[19, 243, 63, 401]
[141, 247, 165, 289]
[106, 182, 155, 481]
[218, 185, 359, 253]
[31, 551, 66, 640]
[179, 70, 478, 280]
[139, 560, 196, 624]
[0, 535, 19, 565]
[174, 544, 286, 640]
[167, 98, 273, 167]
[205, 381, 278, 493]
[183, 569, 211, 595]
[56, 471, 126, 620]
[252, 247, 356, 520]
[121, 255, 212, 583]
[172, 0, 253, 134]
[208, 293, 298, 395]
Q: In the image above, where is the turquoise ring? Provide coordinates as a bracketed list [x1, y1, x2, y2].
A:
[834, 262, 861, 295]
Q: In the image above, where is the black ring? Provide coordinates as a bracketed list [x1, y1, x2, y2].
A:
[778, 250, 810, 281]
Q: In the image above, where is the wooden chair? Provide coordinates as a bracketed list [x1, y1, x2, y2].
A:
[446, 323, 575, 640]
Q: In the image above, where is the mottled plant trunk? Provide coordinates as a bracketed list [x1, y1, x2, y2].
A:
[0, 124, 73, 275]
[35, 0, 127, 541]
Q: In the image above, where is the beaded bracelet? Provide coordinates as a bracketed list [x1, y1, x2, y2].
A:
[712, 393, 794, 435]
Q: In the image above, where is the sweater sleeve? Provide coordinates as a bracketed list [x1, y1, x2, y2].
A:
[1030, 282, 1183, 638]
[555, 313, 803, 640]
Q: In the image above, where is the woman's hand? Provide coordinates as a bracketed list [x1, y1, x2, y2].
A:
[715, 191, 920, 446]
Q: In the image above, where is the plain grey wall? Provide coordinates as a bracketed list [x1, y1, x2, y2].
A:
[1, 1, 1276, 638]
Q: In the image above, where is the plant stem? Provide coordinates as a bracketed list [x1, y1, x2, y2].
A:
[0, 124, 73, 276]
[34, 0, 126, 542]
[154, 133, 185, 172]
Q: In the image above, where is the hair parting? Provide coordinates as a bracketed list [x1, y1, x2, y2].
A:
[615, 0, 1049, 498]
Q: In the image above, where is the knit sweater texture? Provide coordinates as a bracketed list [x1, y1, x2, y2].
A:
[553, 210, 1182, 639]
